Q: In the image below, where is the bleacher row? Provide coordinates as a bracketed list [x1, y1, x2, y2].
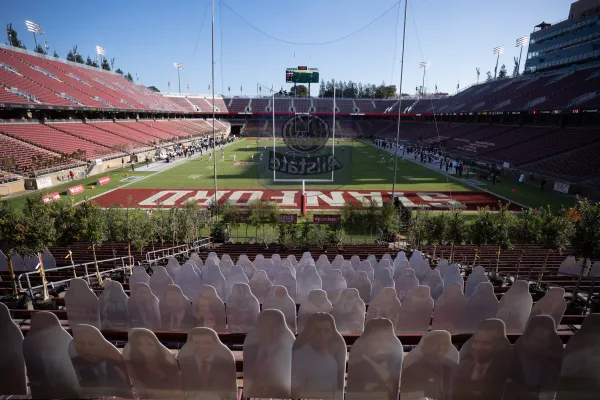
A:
[2, 248, 599, 399]
[0, 119, 229, 176]
[369, 120, 600, 181]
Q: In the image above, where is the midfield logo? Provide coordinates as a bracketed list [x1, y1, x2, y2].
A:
[269, 114, 343, 176]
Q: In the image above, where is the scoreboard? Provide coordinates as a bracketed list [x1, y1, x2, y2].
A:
[285, 66, 319, 83]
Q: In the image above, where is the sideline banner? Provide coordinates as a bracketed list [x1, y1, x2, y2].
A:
[42, 192, 60, 204]
[97, 176, 110, 186]
[67, 184, 85, 195]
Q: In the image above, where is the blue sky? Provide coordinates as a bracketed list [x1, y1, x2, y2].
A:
[3, 0, 569, 96]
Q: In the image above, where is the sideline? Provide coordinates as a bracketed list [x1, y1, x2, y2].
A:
[82, 140, 237, 205]
[368, 141, 529, 209]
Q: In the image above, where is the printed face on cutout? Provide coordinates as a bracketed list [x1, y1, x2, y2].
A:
[74, 331, 104, 364]
[192, 333, 217, 358]
[137, 336, 158, 359]
[308, 320, 334, 352]
[471, 330, 497, 364]
[422, 335, 449, 361]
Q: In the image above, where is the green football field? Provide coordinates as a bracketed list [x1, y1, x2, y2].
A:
[7, 138, 576, 211]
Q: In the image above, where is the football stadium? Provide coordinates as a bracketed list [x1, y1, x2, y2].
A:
[1, 0, 600, 399]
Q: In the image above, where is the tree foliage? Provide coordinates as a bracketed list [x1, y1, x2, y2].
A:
[570, 199, 600, 262]
[86, 56, 98, 68]
[115, 68, 123, 75]
[470, 206, 496, 245]
[147, 85, 160, 92]
[424, 213, 447, 245]
[486, 71, 493, 82]
[101, 58, 111, 71]
[318, 79, 396, 99]
[74, 200, 106, 246]
[538, 206, 574, 252]
[6, 23, 26, 49]
[125, 72, 134, 82]
[66, 47, 84, 64]
[34, 44, 47, 55]
[498, 64, 508, 79]
[289, 84, 308, 97]
[53, 50, 59, 58]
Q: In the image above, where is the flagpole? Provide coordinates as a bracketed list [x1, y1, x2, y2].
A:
[391, 0, 408, 200]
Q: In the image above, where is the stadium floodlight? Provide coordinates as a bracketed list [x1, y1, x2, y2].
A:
[96, 46, 106, 56]
[493, 45, 504, 81]
[173, 63, 184, 94]
[25, 20, 43, 48]
[419, 62, 430, 95]
[515, 37, 529, 76]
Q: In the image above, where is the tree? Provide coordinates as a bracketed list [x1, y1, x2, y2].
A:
[86, 56, 98, 67]
[511, 208, 542, 278]
[125, 72, 134, 82]
[536, 206, 574, 288]
[129, 207, 155, 257]
[424, 213, 447, 246]
[491, 202, 516, 273]
[248, 199, 280, 243]
[115, 68, 124, 75]
[409, 209, 429, 250]
[220, 201, 241, 241]
[74, 200, 106, 285]
[6, 23, 26, 49]
[486, 71, 493, 82]
[101, 58, 111, 71]
[51, 197, 78, 245]
[470, 206, 496, 247]
[498, 64, 507, 79]
[289, 84, 308, 97]
[318, 80, 326, 97]
[570, 199, 600, 305]
[0, 198, 25, 298]
[148, 86, 160, 92]
[34, 44, 47, 55]
[66, 47, 84, 64]
[53, 50, 59, 58]
[379, 201, 401, 240]
[446, 206, 467, 263]
[23, 194, 57, 302]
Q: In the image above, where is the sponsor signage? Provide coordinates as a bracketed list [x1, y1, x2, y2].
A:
[313, 214, 341, 225]
[36, 176, 53, 190]
[95, 159, 103, 165]
[233, 161, 257, 166]
[553, 182, 570, 194]
[280, 214, 298, 224]
[42, 192, 60, 204]
[67, 184, 85, 196]
[97, 176, 111, 186]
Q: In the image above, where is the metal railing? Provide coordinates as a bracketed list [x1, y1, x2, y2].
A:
[145, 238, 210, 266]
[17, 255, 134, 300]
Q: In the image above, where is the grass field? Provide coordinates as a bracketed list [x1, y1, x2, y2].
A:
[7, 138, 576, 211]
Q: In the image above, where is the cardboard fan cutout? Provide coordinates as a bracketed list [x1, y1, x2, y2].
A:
[453, 318, 511, 400]
[129, 265, 150, 290]
[356, 260, 375, 282]
[227, 283, 260, 333]
[65, 278, 101, 329]
[331, 288, 366, 334]
[194, 285, 226, 332]
[178, 328, 237, 400]
[528, 286, 566, 329]
[292, 313, 346, 400]
[366, 287, 401, 330]
[69, 324, 133, 398]
[124, 328, 183, 399]
[350, 270, 372, 304]
[219, 259, 234, 278]
[371, 268, 395, 301]
[297, 263, 323, 304]
[128, 282, 161, 330]
[396, 285, 434, 334]
[0, 302, 27, 395]
[159, 284, 194, 331]
[264, 285, 298, 333]
[464, 282, 499, 333]
[23, 311, 81, 399]
[273, 264, 298, 301]
[203, 264, 227, 303]
[174, 263, 202, 305]
[395, 268, 419, 302]
[496, 280, 533, 334]
[505, 315, 563, 400]
[99, 280, 130, 330]
[224, 264, 249, 301]
[347, 318, 403, 400]
[557, 314, 600, 399]
[340, 260, 356, 284]
[239, 259, 256, 280]
[431, 282, 468, 333]
[166, 257, 181, 280]
[401, 330, 458, 399]
[248, 269, 273, 304]
[298, 289, 333, 333]
[423, 269, 444, 301]
[189, 252, 203, 268]
[322, 269, 348, 304]
[442, 263, 464, 292]
[149, 265, 174, 300]
[243, 309, 295, 398]
[466, 266, 489, 297]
